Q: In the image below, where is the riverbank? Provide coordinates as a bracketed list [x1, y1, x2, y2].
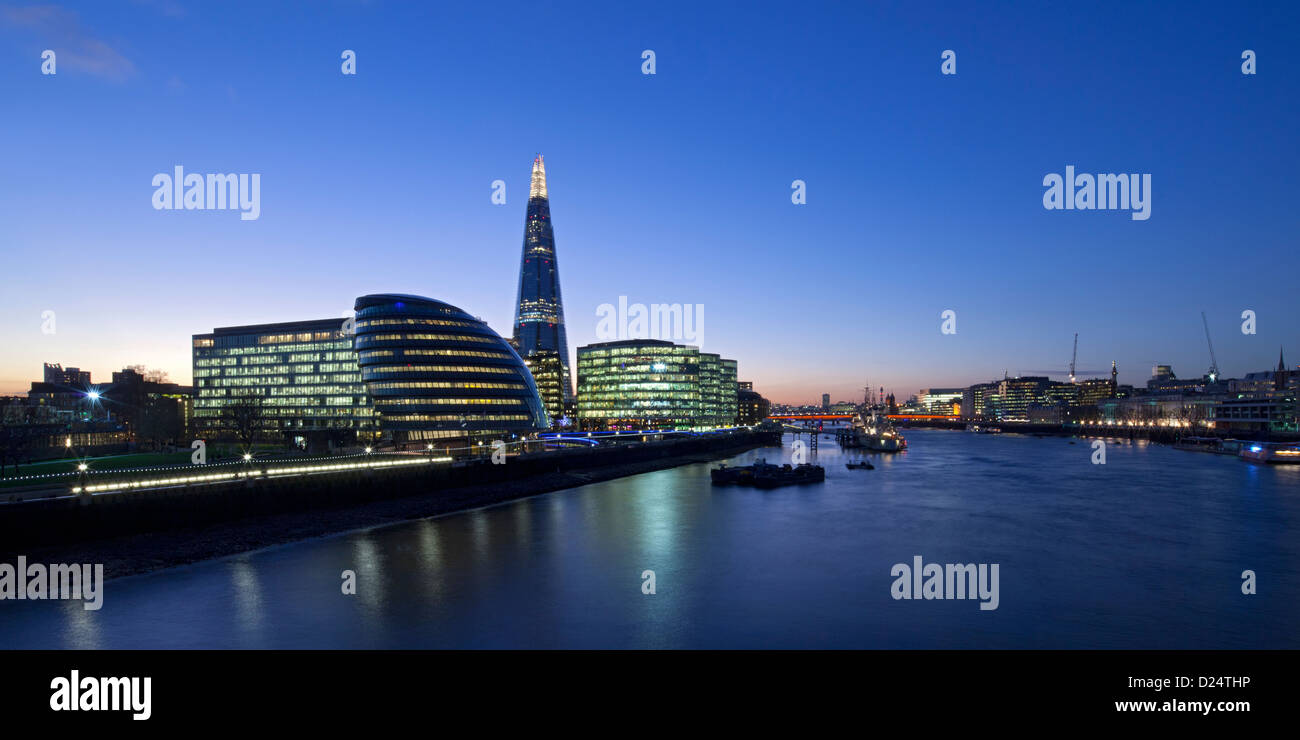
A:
[1, 433, 773, 580]
[893, 418, 1300, 443]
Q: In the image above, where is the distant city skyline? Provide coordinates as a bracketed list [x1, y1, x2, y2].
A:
[2, 1, 1296, 405]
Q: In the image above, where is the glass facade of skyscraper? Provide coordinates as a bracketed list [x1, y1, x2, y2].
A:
[523, 349, 565, 426]
[512, 155, 573, 401]
[192, 318, 372, 442]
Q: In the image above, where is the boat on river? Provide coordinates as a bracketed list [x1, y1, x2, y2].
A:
[711, 459, 825, 488]
[853, 412, 907, 451]
[752, 463, 825, 489]
[711, 459, 781, 485]
[1170, 437, 1248, 456]
[1240, 442, 1300, 464]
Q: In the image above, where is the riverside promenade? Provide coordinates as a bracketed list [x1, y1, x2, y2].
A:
[0, 430, 778, 578]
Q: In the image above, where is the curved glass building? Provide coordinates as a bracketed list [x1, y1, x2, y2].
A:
[353, 294, 548, 447]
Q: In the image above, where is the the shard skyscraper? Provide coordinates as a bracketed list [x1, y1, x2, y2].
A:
[512, 155, 573, 402]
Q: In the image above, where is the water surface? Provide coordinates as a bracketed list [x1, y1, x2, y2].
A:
[2, 430, 1296, 648]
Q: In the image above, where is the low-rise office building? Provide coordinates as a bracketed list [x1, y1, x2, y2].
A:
[576, 339, 701, 430]
[192, 317, 373, 448]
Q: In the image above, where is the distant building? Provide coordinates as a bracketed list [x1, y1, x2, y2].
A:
[821, 393, 830, 411]
[700, 353, 722, 427]
[737, 384, 771, 425]
[1027, 402, 1067, 424]
[720, 359, 739, 426]
[25, 382, 105, 422]
[1213, 396, 1298, 433]
[105, 367, 193, 445]
[996, 376, 1051, 421]
[1078, 375, 1116, 409]
[916, 388, 962, 415]
[962, 382, 999, 420]
[1040, 382, 1080, 408]
[1215, 349, 1299, 432]
[43, 363, 91, 388]
[1146, 363, 1220, 395]
[1233, 350, 1299, 395]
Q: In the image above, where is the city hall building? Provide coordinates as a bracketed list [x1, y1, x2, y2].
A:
[353, 294, 549, 447]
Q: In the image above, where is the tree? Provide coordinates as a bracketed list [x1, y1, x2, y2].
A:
[137, 395, 182, 450]
[0, 424, 40, 478]
[223, 392, 266, 448]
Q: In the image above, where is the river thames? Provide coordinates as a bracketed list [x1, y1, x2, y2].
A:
[2, 430, 1297, 649]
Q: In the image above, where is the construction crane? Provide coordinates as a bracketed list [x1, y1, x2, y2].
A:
[1201, 311, 1220, 383]
[1069, 333, 1078, 384]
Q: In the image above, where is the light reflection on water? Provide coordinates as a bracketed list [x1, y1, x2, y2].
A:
[2, 430, 1297, 649]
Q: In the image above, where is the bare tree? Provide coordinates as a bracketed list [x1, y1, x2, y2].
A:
[223, 392, 266, 448]
[0, 424, 40, 477]
[137, 395, 182, 450]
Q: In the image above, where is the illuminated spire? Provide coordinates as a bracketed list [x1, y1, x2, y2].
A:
[514, 155, 571, 402]
[530, 154, 547, 199]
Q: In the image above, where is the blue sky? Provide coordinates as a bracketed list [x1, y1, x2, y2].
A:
[2, 0, 1297, 403]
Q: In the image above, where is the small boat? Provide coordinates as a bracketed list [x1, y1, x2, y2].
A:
[845, 461, 874, 470]
[1170, 437, 1251, 456]
[1240, 443, 1300, 465]
[966, 423, 1002, 434]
